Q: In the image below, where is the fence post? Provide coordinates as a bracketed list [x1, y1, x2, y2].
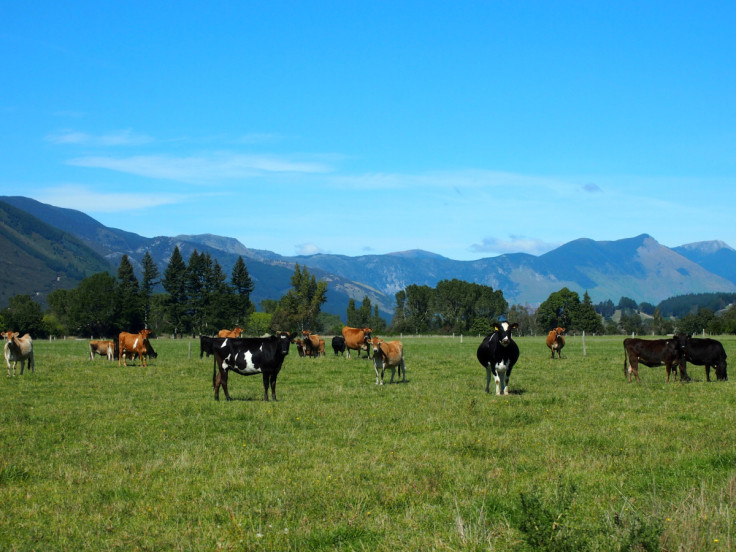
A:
[582, 331, 587, 358]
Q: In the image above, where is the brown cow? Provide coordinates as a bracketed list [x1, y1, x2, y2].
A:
[341, 327, 372, 359]
[546, 327, 565, 359]
[118, 329, 154, 367]
[89, 340, 114, 361]
[372, 340, 405, 385]
[623, 337, 685, 383]
[3, 331, 34, 376]
[301, 331, 323, 358]
[218, 326, 243, 338]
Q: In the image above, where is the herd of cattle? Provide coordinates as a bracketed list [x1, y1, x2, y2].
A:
[2, 323, 730, 400]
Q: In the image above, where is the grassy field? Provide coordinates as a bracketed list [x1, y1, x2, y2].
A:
[2, 333, 735, 551]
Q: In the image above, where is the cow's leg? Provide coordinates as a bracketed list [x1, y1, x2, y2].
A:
[221, 371, 232, 401]
[266, 373, 278, 401]
[262, 373, 271, 401]
[485, 366, 492, 393]
[705, 365, 711, 382]
[374, 360, 382, 385]
[20, 359, 25, 375]
[214, 369, 222, 400]
[400, 359, 406, 382]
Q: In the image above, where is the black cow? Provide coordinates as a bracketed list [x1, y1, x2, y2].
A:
[212, 332, 291, 401]
[622, 338, 685, 382]
[200, 335, 216, 359]
[332, 336, 346, 356]
[476, 322, 520, 395]
[674, 334, 728, 381]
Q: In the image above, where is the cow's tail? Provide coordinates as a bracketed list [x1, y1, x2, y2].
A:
[623, 344, 628, 377]
[212, 357, 217, 388]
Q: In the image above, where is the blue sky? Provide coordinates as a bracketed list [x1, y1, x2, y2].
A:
[3, 2, 735, 261]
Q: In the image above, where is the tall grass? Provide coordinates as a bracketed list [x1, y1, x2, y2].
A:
[1, 334, 735, 551]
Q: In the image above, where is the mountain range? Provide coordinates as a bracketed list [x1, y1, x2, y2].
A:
[2, 195, 736, 318]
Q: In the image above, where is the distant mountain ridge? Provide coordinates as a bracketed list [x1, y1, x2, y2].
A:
[2, 196, 736, 315]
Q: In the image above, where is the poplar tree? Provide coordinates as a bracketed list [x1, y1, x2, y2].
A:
[231, 256, 255, 325]
[117, 254, 143, 330]
[140, 251, 159, 329]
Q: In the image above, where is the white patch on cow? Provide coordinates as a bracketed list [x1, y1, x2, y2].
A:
[494, 359, 510, 395]
[239, 350, 261, 375]
[133, 337, 139, 349]
[220, 338, 228, 348]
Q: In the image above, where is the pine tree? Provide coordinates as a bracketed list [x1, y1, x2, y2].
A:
[140, 251, 159, 329]
[231, 256, 255, 325]
[117, 254, 143, 330]
[162, 246, 188, 338]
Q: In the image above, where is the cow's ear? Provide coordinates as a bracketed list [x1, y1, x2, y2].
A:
[510, 323, 519, 330]
[493, 323, 501, 331]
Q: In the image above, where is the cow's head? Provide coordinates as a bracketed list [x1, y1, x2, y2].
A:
[2, 331, 17, 342]
[140, 329, 152, 338]
[493, 322, 519, 345]
[276, 331, 291, 356]
[554, 327, 565, 336]
[232, 326, 243, 337]
[716, 360, 728, 381]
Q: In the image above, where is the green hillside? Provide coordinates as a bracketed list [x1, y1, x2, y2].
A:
[0, 200, 111, 307]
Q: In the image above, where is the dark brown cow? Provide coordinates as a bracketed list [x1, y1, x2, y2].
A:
[89, 340, 114, 361]
[341, 327, 372, 359]
[673, 334, 727, 381]
[623, 337, 685, 383]
[118, 329, 154, 367]
[545, 327, 565, 359]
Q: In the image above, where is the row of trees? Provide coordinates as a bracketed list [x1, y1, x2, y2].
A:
[3, 247, 735, 338]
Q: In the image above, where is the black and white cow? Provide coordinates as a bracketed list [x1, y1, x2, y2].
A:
[332, 336, 346, 356]
[674, 334, 728, 381]
[476, 322, 520, 395]
[212, 332, 291, 401]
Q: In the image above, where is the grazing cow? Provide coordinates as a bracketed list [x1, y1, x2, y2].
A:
[546, 327, 566, 359]
[218, 326, 243, 338]
[341, 327, 372, 359]
[476, 322, 520, 395]
[332, 336, 346, 356]
[118, 329, 154, 367]
[89, 340, 114, 361]
[301, 331, 323, 358]
[200, 335, 216, 358]
[293, 339, 306, 357]
[3, 331, 34, 376]
[373, 340, 406, 385]
[673, 334, 728, 382]
[212, 332, 291, 401]
[622, 337, 685, 383]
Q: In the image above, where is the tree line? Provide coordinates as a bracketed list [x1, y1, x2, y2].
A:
[2, 248, 735, 338]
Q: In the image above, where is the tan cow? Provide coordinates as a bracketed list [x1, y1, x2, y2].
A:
[372, 339, 405, 385]
[118, 329, 153, 367]
[218, 326, 243, 338]
[301, 331, 323, 357]
[546, 327, 565, 359]
[3, 331, 34, 376]
[89, 340, 115, 361]
[341, 327, 372, 359]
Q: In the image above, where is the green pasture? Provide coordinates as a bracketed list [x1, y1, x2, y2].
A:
[2, 334, 735, 551]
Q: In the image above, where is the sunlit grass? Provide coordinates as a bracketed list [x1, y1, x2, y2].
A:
[1, 334, 735, 550]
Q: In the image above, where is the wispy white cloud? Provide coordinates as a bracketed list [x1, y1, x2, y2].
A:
[67, 152, 334, 182]
[582, 182, 603, 193]
[295, 243, 326, 256]
[46, 129, 154, 146]
[470, 235, 559, 256]
[31, 185, 188, 213]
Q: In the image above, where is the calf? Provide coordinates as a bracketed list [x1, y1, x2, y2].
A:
[373, 340, 406, 385]
[622, 337, 685, 383]
[476, 322, 519, 395]
[89, 340, 114, 361]
[546, 327, 565, 359]
[332, 336, 346, 356]
[3, 331, 34, 376]
[212, 332, 291, 401]
[674, 334, 727, 381]
[341, 326, 372, 358]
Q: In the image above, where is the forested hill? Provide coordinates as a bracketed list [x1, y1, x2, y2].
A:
[0, 200, 110, 306]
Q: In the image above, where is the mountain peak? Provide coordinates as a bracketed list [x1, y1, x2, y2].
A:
[386, 249, 448, 260]
[676, 240, 735, 254]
